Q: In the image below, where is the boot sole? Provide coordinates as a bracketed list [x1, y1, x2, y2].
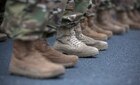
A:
[9, 65, 65, 79]
[62, 61, 78, 68]
[60, 50, 99, 58]
[95, 45, 108, 51]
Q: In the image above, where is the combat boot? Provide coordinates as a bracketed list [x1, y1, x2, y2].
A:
[80, 18, 108, 41]
[34, 39, 79, 68]
[74, 23, 108, 51]
[53, 27, 99, 58]
[87, 16, 113, 38]
[127, 10, 140, 23]
[9, 40, 65, 78]
[97, 10, 126, 34]
[109, 18, 130, 32]
[108, 9, 130, 32]
[116, 11, 140, 29]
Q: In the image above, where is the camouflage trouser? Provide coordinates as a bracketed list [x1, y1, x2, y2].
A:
[1, 0, 68, 40]
[111, 0, 136, 11]
[1, 0, 92, 40]
[94, 0, 112, 10]
[61, 0, 92, 28]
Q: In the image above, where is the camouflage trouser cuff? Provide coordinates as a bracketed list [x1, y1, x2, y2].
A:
[97, 6, 114, 10]
[60, 20, 80, 29]
[115, 6, 126, 12]
[61, 12, 83, 28]
[47, 20, 79, 29]
[116, 6, 135, 11]
[10, 32, 43, 41]
[98, 2, 115, 10]
[126, 6, 135, 11]
[84, 12, 96, 17]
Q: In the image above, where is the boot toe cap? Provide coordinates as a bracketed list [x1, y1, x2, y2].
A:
[62, 55, 79, 68]
[106, 31, 113, 38]
[96, 41, 108, 50]
[113, 26, 126, 34]
[37, 64, 65, 78]
[45, 65, 65, 78]
[84, 46, 99, 57]
[100, 34, 108, 41]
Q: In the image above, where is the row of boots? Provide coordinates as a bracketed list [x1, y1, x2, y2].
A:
[8, 1, 140, 79]
[10, 24, 108, 78]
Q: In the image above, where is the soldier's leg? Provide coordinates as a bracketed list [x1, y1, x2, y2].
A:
[75, 0, 109, 50]
[38, 0, 79, 68]
[108, 0, 130, 32]
[125, 0, 140, 24]
[84, 0, 113, 38]
[113, 0, 140, 29]
[95, 0, 126, 34]
[2, 0, 71, 78]
[54, 0, 100, 57]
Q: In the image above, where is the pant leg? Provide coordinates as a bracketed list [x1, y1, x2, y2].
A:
[1, 0, 68, 40]
[95, 0, 114, 10]
[61, 0, 92, 29]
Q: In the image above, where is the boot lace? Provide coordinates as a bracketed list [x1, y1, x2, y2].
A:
[69, 35, 83, 47]
[78, 33, 93, 43]
[69, 30, 83, 47]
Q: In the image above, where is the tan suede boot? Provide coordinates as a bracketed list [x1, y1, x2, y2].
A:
[80, 18, 108, 41]
[9, 40, 65, 78]
[108, 9, 130, 32]
[117, 11, 140, 29]
[34, 39, 78, 68]
[109, 18, 130, 32]
[87, 16, 113, 38]
[127, 10, 140, 23]
[97, 10, 126, 34]
[54, 27, 99, 58]
[74, 23, 108, 51]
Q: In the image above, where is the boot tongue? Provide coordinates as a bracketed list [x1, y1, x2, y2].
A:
[56, 27, 73, 41]
[74, 23, 94, 43]
[74, 23, 82, 34]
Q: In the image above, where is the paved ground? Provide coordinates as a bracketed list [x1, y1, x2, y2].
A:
[0, 30, 140, 85]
